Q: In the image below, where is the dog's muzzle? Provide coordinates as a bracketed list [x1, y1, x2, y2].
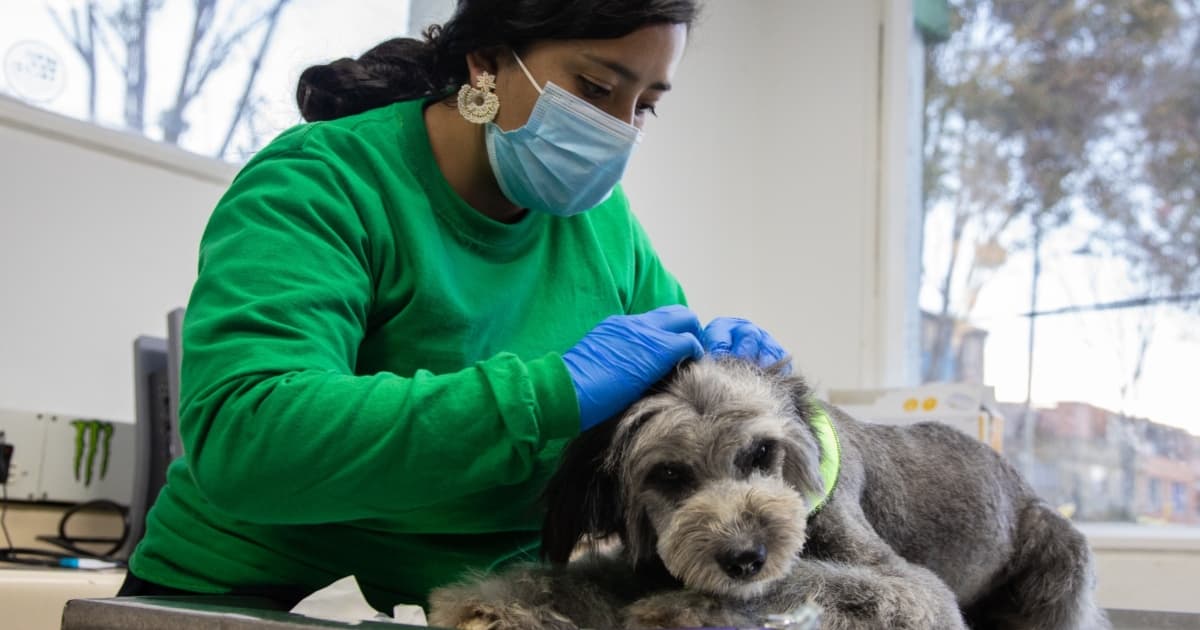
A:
[657, 475, 809, 598]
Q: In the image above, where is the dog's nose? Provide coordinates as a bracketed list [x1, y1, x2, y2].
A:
[718, 544, 767, 579]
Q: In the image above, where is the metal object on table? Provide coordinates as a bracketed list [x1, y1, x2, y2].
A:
[60, 596, 422, 629]
[1106, 608, 1200, 630]
[761, 599, 821, 629]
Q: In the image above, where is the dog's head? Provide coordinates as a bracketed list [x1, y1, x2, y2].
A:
[541, 357, 827, 600]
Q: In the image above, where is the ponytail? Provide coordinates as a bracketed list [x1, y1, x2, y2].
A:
[296, 26, 466, 122]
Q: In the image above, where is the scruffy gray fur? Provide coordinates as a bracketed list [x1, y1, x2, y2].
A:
[428, 358, 1107, 630]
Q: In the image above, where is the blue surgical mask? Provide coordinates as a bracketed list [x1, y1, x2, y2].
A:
[484, 52, 643, 217]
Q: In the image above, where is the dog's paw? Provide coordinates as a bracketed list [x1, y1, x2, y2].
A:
[620, 591, 751, 629]
[813, 573, 884, 619]
[806, 569, 967, 630]
[427, 599, 577, 630]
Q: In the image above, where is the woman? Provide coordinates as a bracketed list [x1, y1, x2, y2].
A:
[120, 0, 789, 611]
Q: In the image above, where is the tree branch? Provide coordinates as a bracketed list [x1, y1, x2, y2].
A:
[218, 0, 292, 158]
[161, 0, 216, 143]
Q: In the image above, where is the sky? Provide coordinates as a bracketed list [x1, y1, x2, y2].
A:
[4, 1, 1196, 436]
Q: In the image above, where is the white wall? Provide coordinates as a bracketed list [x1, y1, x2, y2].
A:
[0, 97, 235, 422]
[624, 0, 921, 393]
[0, 2, 917, 422]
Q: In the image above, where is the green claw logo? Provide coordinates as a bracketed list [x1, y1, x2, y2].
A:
[71, 420, 114, 487]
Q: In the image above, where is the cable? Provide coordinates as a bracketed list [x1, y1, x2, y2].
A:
[0, 436, 128, 568]
[1020, 291, 1200, 318]
[39, 499, 129, 559]
[0, 441, 11, 550]
[1, 481, 12, 549]
[1, 482, 129, 568]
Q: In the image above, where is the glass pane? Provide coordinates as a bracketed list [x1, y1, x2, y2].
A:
[922, 0, 1199, 525]
[1, 1, 453, 162]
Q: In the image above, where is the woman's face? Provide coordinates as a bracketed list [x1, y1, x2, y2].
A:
[472, 23, 689, 132]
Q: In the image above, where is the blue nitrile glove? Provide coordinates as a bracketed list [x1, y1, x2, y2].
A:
[563, 305, 704, 431]
[702, 317, 792, 373]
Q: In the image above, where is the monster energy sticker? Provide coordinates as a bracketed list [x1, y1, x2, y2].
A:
[71, 419, 114, 487]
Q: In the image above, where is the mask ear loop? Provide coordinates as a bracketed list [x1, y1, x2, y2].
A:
[511, 50, 544, 95]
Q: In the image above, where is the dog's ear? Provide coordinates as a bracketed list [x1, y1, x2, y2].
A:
[781, 424, 825, 500]
[777, 372, 827, 499]
[780, 371, 816, 424]
[540, 419, 623, 564]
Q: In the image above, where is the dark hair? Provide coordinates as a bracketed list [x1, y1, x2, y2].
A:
[296, 0, 699, 122]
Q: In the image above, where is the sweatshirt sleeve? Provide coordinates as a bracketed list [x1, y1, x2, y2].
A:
[178, 144, 580, 525]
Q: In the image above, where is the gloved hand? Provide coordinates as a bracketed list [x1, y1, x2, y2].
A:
[563, 305, 704, 431]
[701, 317, 791, 373]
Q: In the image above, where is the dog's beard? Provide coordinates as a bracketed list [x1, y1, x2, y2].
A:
[654, 475, 809, 600]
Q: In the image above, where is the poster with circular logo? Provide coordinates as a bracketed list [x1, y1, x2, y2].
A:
[4, 41, 66, 103]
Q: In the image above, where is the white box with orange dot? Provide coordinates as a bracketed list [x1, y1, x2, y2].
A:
[827, 384, 1004, 452]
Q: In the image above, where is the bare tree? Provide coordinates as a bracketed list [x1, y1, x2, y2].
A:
[922, 0, 1186, 384]
[99, 0, 159, 132]
[48, 0, 294, 157]
[161, 0, 291, 146]
[159, 0, 217, 143]
[48, 1, 101, 119]
[217, 0, 291, 159]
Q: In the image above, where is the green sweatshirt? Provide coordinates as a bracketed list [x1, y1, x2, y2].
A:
[129, 98, 686, 609]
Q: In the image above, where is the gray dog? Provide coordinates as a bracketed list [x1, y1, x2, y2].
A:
[429, 358, 1107, 629]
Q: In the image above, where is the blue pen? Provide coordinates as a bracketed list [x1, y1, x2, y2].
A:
[59, 558, 120, 570]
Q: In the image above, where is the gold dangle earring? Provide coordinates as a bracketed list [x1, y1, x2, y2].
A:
[457, 71, 499, 124]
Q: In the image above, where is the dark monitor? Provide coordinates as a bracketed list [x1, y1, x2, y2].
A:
[166, 307, 185, 461]
[117, 309, 184, 560]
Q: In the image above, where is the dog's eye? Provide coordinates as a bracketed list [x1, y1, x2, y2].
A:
[741, 440, 776, 474]
[647, 463, 692, 490]
[752, 442, 773, 468]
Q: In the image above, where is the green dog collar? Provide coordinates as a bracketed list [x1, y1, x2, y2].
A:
[806, 406, 841, 516]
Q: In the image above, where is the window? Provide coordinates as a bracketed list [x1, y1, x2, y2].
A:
[921, 0, 1199, 525]
[1172, 481, 1188, 516]
[1, 1, 454, 162]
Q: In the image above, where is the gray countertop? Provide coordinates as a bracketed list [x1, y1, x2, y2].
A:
[61, 596, 1200, 629]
